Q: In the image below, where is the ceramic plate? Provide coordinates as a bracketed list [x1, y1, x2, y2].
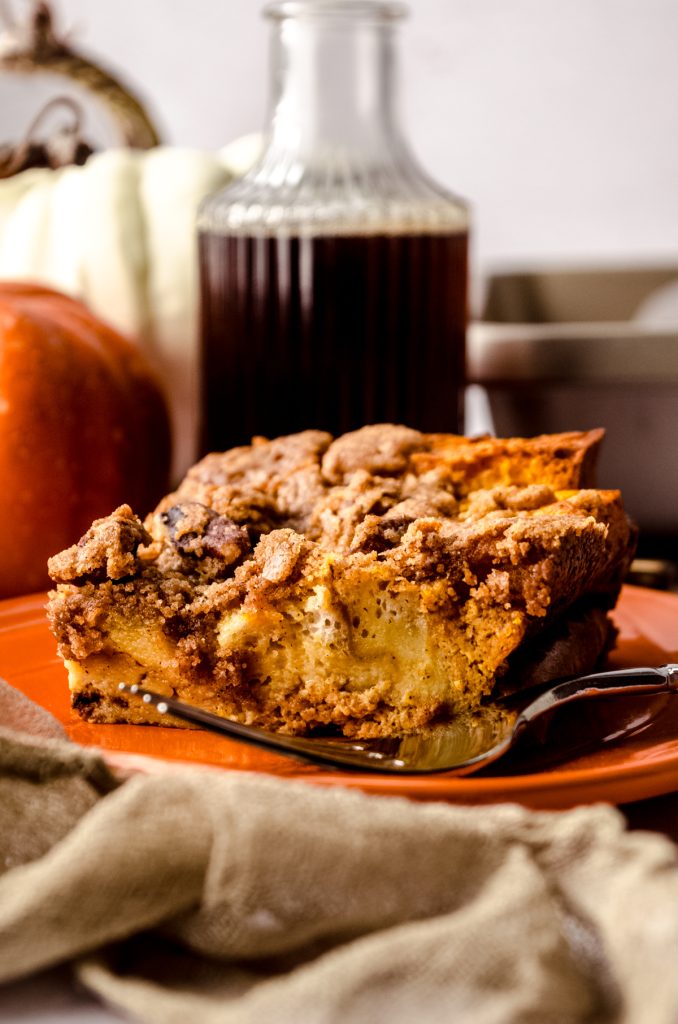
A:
[2, 585, 678, 809]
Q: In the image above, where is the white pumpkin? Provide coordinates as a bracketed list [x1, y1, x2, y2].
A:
[0, 134, 262, 478]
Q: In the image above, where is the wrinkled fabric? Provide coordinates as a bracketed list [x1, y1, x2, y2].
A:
[1, 681, 678, 1024]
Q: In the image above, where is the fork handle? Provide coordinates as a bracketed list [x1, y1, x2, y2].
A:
[515, 663, 678, 733]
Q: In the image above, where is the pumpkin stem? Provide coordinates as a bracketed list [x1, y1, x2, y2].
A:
[29, 1, 65, 59]
[0, 0, 63, 56]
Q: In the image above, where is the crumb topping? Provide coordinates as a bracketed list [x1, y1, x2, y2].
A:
[48, 426, 625, 604]
[145, 502, 252, 579]
[48, 505, 151, 584]
[321, 423, 425, 483]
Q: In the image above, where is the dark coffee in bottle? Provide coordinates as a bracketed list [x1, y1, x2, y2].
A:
[198, 229, 467, 454]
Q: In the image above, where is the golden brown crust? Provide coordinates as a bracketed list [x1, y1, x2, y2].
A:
[413, 429, 606, 493]
[159, 425, 605, 542]
[47, 425, 635, 737]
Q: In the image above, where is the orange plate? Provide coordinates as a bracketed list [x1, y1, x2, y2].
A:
[2, 585, 678, 809]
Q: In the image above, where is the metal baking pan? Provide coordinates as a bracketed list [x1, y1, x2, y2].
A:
[467, 266, 678, 547]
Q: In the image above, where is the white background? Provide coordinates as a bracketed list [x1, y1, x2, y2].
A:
[6, 0, 677, 285]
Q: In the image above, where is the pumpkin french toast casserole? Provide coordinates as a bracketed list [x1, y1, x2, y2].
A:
[47, 425, 636, 738]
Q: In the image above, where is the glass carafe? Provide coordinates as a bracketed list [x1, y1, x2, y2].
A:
[198, 0, 469, 454]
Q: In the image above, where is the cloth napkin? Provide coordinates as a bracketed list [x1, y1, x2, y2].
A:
[2, 680, 678, 1024]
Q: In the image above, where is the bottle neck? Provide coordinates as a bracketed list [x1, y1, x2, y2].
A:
[200, 2, 469, 234]
[262, 10, 407, 169]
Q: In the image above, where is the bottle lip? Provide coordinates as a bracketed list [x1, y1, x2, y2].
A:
[264, 1, 408, 23]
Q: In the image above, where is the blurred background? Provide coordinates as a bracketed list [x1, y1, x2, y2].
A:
[3, 0, 678, 286]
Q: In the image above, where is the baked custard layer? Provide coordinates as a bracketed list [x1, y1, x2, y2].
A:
[47, 425, 636, 737]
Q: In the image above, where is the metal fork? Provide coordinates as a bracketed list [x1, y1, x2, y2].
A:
[118, 664, 678, 775]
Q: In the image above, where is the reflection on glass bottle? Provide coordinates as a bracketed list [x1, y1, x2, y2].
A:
[198, 1, 469, 454]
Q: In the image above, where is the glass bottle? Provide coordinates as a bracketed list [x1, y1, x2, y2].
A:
[198, 0, 469, 454]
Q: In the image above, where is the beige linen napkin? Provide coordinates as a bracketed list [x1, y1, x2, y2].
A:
[2, 679, 678, 1024]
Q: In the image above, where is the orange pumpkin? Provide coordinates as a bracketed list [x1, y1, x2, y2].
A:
[0, 282, 171, 598]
